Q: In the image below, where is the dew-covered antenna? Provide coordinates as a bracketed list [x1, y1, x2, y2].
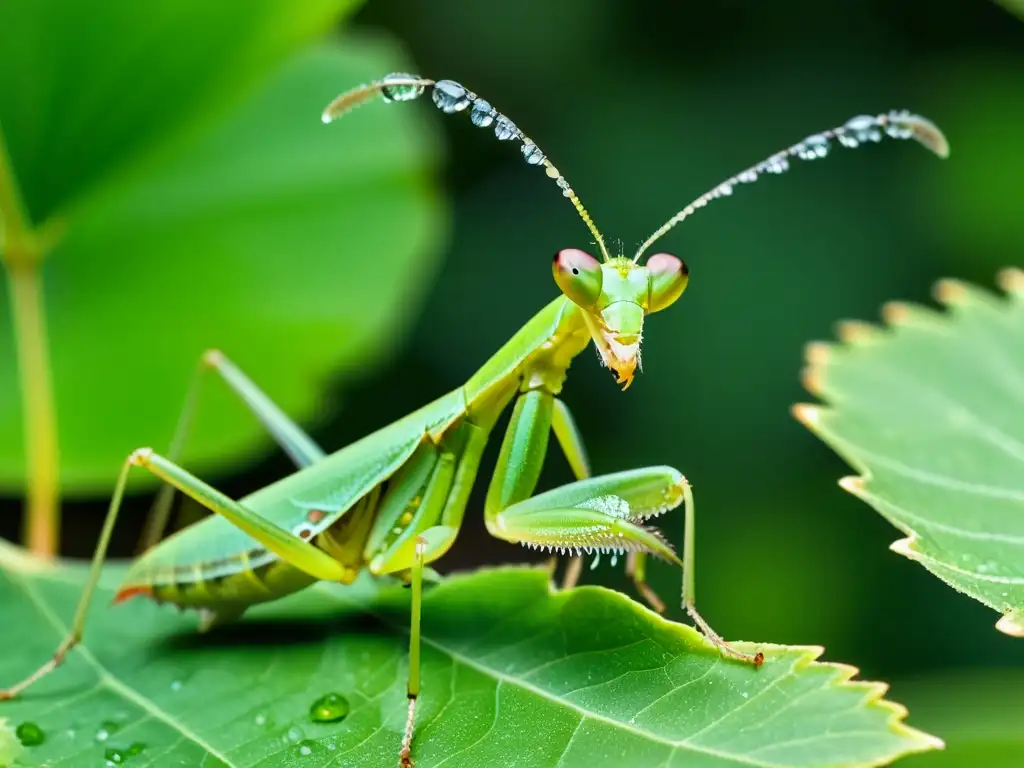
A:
[632, 111, 949, 262]
[323, 73, 612, 262]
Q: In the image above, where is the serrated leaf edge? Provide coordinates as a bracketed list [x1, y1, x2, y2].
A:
[793, 268, 1024, 638]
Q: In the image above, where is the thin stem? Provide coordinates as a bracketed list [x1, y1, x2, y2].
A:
[5, 262, 59, 556]
[0, 128, 60, 557]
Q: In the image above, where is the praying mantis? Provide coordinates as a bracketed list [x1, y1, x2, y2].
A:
[1, 72, 949, 768]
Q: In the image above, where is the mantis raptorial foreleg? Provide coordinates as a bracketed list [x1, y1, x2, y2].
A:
[550, 397, 587, 591]
[140, 349, 327, 551]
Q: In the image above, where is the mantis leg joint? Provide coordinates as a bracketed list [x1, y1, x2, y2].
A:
[201, 348, 225, 367]
[129, 447, 153, 466]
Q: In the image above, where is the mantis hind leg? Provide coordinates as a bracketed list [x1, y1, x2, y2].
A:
[139, 349, 326, 551]
[2, 448, 347, 701]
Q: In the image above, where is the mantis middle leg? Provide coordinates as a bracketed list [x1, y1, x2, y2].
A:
[139, 349, 326, 550]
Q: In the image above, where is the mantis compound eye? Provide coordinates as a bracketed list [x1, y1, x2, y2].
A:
[553, 248, 603, 309]
[646, 253, 689, 313]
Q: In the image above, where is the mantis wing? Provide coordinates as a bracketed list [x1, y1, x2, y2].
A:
[129, 389, 466, 580]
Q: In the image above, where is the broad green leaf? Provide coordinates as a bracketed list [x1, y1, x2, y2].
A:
[0, 0, 359, 223]
[0, 12, 445, 490]
[795, 269, 1024, 638]
[896, 670, 1024, 767]
[0, 544, 939, 767]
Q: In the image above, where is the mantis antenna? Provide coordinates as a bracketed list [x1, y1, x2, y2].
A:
[322, 73, 613, 262]
[324, 75, 950, 267]
[632, 111, 950, 262]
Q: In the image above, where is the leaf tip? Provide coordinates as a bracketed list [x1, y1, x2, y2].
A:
[804, 340, 832, 365]
[880, 300, 912, 326]
[838, 475, 865, 495]
[836, 319, 882, 344]
[995, 610, 1024, 638]
[791, 403, 823, 428]
[933, 278, 969, 306]
[889, 536, 921, 561]
[997, 266, 1024, 296]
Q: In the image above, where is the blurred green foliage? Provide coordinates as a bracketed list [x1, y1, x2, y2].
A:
[0, 0, 445, 491]
[1, 0, 1022, 764]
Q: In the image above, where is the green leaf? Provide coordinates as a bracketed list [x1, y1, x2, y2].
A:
[795, 269, 1024, 638]
[0, 544, 939, 767]
[0, 0, 360, 223]
[0, 1, 445, 491]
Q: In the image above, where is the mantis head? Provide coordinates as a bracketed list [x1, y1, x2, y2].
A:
[553, 249, 688, 389]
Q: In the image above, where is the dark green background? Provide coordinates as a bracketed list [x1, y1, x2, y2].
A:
[3, 0, 1022, 759]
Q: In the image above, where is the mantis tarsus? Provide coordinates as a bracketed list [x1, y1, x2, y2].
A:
[2, 73, 949, 767]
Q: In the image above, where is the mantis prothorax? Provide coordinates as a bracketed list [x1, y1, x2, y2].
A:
[2, 73, 948, 768]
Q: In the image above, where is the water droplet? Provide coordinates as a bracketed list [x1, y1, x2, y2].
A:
[494, 115, 518, 141]
[170, 679, 182, 692]
[431, 80, 470, 113]
[254, 713, 268, 727]
[105, 747, 125, 764]
[521, 141, 545, 165]
[95, 720, 121, 742]
[737, 169, 758, 183]
[796, 134, 830, 160]
[839, 115, 882, 147]
[610, 553, 618, 567]
[298, 740, 316, 756]
[380, 72, 424, 103]
[286, 725, 304, 744]
[717, 182, 733, 196]
[470, 99, 495, 128]
[741, 691, 749, 699]
[127, 742, 146, 756]
[757, 156, 789, 174]
[16, 721, 45, 747]
[327, 742, 337, 751]
[309, 692, 350, 724]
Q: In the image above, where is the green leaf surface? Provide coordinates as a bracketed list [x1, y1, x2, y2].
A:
[795, 269, 1024, 638]
[0, 0, 359, 223]
[0, 544, 939, 767]
[0, 7, 445, 490]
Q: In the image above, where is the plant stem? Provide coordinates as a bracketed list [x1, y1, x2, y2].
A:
[0, 128, 60, 557]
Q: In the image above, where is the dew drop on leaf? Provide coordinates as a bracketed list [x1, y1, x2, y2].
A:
[104, 747, 125, 764]
[309, 692, 350, 723]
[286, 725, 304, 743]
[95, 720, 121, 742]
[15, 721, 45, 746]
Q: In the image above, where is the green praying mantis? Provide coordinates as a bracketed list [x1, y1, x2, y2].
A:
[1, 72, 949, 767]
